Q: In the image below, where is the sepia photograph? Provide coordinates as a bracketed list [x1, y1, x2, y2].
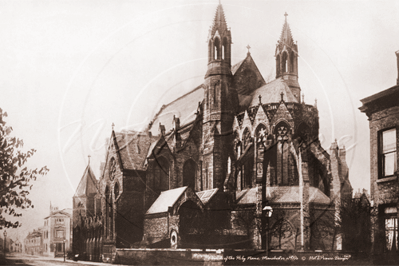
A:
[0, 0, 398, 265]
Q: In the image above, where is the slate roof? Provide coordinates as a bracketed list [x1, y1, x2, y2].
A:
[249, 78, 298, 107]
[114, 131, 156, 171]
[231, 60, 244, 75]
[149, 58, 296, 134]
[74, 164, 98, 198]
[196, 188, 219, 205]
[149, 86, 203, 136]
[236, 186, 331, 205]
[146, 186, 188, 214]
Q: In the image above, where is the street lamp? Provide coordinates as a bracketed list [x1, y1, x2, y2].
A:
[3, 230, 6, 258]
[63, 239, 66, 262]
[263, 206, 273, 257]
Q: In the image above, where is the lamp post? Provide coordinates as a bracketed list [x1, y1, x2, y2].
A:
[263, 206, 273, 257]
[3, 230, 6, 258]
[63, 239, 66, 262]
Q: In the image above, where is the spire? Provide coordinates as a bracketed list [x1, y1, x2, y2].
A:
[210, 3, 228, 37]
[279, 12, 294, 46]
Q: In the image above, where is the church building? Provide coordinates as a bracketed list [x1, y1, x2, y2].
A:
[73, 3, 352, 262]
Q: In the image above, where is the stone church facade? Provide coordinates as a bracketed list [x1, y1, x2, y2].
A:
[73, 3, 352, 262]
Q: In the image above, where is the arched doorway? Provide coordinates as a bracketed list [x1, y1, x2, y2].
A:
[183, 159, 196, 189]
[178, 201, 202, 248]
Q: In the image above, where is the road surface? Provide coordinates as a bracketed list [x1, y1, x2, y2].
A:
[3, 253, 128, 266]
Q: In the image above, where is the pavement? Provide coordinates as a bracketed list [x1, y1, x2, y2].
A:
[2, 253, 130, 266]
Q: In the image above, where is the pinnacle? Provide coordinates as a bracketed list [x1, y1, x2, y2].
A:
[211, 3, 228, 36]
[279, 13, 294, 46]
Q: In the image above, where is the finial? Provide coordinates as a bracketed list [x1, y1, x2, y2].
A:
[112, 123, 115, 131]
[88, 155, 91, 165]
[284, 12, 288, 22]
[280, 92, 284, 101]
[302, 94, 304, 103]
[219, 0, 221, 4]
[259, 95, 262, 104]
[314, 98, 317, 108]
[246, 45, 251, 54]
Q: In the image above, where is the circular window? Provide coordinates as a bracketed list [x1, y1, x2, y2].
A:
[170, 230, 178, 248]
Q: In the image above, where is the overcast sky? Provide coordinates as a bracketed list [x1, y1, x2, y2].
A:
[1, 0, 398, 240]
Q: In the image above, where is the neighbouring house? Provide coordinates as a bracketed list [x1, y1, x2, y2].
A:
[73, 3, 352, 263]
[11, 239, 22, 253]
[24, 229, 43, 255]
[360, 50, 399, 255]
[42, 204, 72, 257]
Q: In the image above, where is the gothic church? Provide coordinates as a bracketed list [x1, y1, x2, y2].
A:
[73, 3, 352, 262]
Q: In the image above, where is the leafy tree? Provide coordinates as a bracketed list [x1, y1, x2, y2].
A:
[0, 108, 49, 228]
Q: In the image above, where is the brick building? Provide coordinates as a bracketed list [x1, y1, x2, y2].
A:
[360, 51, 399, 255]
[73, 3, 351, 262]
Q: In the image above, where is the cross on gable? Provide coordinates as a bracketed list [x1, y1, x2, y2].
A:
[246, 44, 251, 54]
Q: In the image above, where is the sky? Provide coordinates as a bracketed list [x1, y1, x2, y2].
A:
[0, 0, 398, 240]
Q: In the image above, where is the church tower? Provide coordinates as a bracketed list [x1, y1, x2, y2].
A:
[275, 13, 301, 102]
[202, 3, 238, 190]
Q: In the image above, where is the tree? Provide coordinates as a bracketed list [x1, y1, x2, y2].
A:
[0, 108, 49, 228]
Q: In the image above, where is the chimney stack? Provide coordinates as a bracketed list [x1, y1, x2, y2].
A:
[396, 50, 399, 85]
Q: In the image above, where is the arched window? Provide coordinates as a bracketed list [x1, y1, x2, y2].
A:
[275, 122, 290, 185]
[242, 128, 252, 150]
[205, 163, 209, 190]
[241, 128, 254, 189]
[282, 52, 288, 73]
[276, 54, 280, 77]
[109, 157, 116, 181]
[222, 37, 228, 60]
[256, 124, 267, 147]
[271, 219, 296, 250]
[183, 159, 196, 189]
[296, 123, 311, 144]
[290, 51, 295, 73]
[154, 156, 169, 191]
[104, 186, 112, 239]
[214, 37, 220, 60]
[114, 182, 119, 199]
[208, 40, 213, 62]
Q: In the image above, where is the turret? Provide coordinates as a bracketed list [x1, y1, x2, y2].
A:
[275, 13, 300, 101]
[202, 2, 238, 190]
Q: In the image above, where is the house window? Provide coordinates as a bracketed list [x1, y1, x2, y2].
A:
[380, 128, 397, 178]
[56, 230, 64, 238]
[384, 207, 398, 251]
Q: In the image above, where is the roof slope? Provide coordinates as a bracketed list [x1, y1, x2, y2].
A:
[237, 186, 331, 205]
[114, 131, 156, 171]
[74, 164, 98, 197]
[248, 78, 298, 107]
[196, 188, 219, 205]
[146, 186, 188, 214]
[149, 86, 203, 136]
